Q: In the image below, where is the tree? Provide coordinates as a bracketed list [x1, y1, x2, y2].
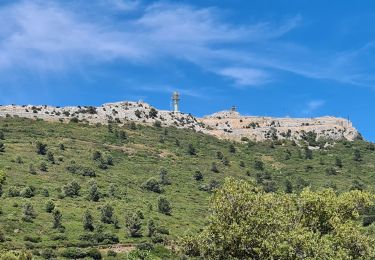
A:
[149, 108, 158, 118]
[101, 204, 114, 224]
[0, 131, 4, 140]
[83, 210, 94, 231]
[335, 157, 343, 168]
[92, 151, 102, 161]
[28, 164, 36, 175]
[39, 162, 48, 172]
[22, 203, 36, 222]
[0, 142, 5, 153]
[354, 149, 362, 162]
[216, 151, 223, 160]
[63, 180, 81, 197]
[284, 179, 293, 193]
[159, 168, 171, 185]
[36, 142, 47, 155]
[125, 213, 142, 237]
[180, 178, 374, 259]
[253, 160, 264, 171]
[228, 144, 236, 153]
[47, 151, 55, 164]
[52, 209, 63, 229]
[211, 162, 219, 173]
[142, 178, 163, 193]
[147, 219, 156, 237]
[45, 200, 55, 213]
[304, 147, 313, 159]
[88, 181, 100, 202]
[158, 196, 172, 215]
[193, 170, 203, 181]
[187, 144, 196, 155]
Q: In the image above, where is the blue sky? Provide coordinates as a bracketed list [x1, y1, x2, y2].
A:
[0, 0, 374, 141]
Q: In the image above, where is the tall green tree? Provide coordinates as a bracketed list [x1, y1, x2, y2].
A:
[83, 210, 94, 231]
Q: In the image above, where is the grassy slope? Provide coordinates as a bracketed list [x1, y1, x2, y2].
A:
[0, 117, 374, 253]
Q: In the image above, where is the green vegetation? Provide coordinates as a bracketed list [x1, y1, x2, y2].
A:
[0, 117, 374, 258]
[180, 178, 375, 259]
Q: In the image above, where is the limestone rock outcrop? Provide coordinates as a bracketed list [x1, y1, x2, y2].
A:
[0, 102, 360, 142]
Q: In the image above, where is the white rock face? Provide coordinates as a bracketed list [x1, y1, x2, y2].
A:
[199, 110, 359, 141]
[0, 102, 360, 142]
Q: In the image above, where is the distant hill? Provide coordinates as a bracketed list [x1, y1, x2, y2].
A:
[0, 116, 373, 258]
[0, 101, 360, 142]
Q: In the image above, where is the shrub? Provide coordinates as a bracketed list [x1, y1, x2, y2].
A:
[147, 219, 156, 237]
[253, 160, 264, 171]
[47, 151, 55, 164]
[0, 142, 5, 153]
[88, 181, 100, 202]
[229, 144, 236, 153]
[193, 170, 203, 181]
[142, 178, 163, 193]
[36, 142, 47, 155]
[211, 162, 219, 173]
[8, 186, 20, 197]
[125, 213, 142, 237]
[40, 248, 55, 259]
[149, 108, 158, 118]
[154, 120, 162, 127]
[23, 235, 41, 243]
[158, 196, 172, 215]
[0, 131, 4, 140]
[59, 143, 65, 150]
[92, 151, 102, 161]
[39, 162, 48, 172]
[86, 248, 102, 260]
[22, 203, 36, 222]
[52, 209, 63, 229]
[20, 186, 35, 198]
[60, 248, 86, 259]
[354, 149, 362, 162]
[137, 242, 154, 251]
[83, 210, 95, 231]
[107, 250, 117, 257]
[159, 168, 171, 185]
[45, 200, 55, 213]
[187, 144, 197, 155]
[63, 180, 81, 197]
[28, 164, 36, 174]
[101, 204, 114, 224]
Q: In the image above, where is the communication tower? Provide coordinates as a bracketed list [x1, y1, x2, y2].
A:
[172, 92, 180, 113]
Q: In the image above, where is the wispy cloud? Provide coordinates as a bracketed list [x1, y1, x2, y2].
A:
[302, 100, 325, 115]
[218, 67, 270, 86]
[0, 1, 373, 89]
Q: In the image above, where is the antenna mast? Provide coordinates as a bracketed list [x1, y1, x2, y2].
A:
[172, 92, 180, 113]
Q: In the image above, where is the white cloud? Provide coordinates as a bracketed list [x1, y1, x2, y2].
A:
[218, 67, 270, 86]
[0, 1, 372, 89]
[302, 100, 325, 114]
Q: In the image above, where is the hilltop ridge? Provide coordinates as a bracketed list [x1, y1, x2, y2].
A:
[0, 101, 360, 142]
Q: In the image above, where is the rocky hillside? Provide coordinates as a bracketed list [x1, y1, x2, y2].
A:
[0, 101, 360, 142]
[200, 110, 359, 142]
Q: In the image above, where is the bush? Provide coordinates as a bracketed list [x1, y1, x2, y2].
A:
[158, 196, 172, 215]
[137, 242, 154, 251]
[22, 203, 36, 222]
[211, 162, 219, 173]
[63, 180, 81, 197]
[101, 204, 114, 224]
[83, 210, 94, 231]
[0, 142, 5, 153]
[52, 209, 63, 229]
[60, 248, 86, 259]
[187, 144, 197, 155]
[36, 142, 47, 155]
[8, 186, 20, 197]
[125, 213, 142, 237]
[193, 170, 203, 181]
[107, 250, 117, 257]
[86, 248, 102, 260]
[142, 178, 163, 193]
[20, 186, 35, 198]
[23, 235, 42, 243]
[88, 181, 100, 202]
[40, 248, 55, 259]
[45, 200, 55, 213]
[39, 162, 48, 172]
[253, 160, 264, 171]
[159, 168, 171, 185]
